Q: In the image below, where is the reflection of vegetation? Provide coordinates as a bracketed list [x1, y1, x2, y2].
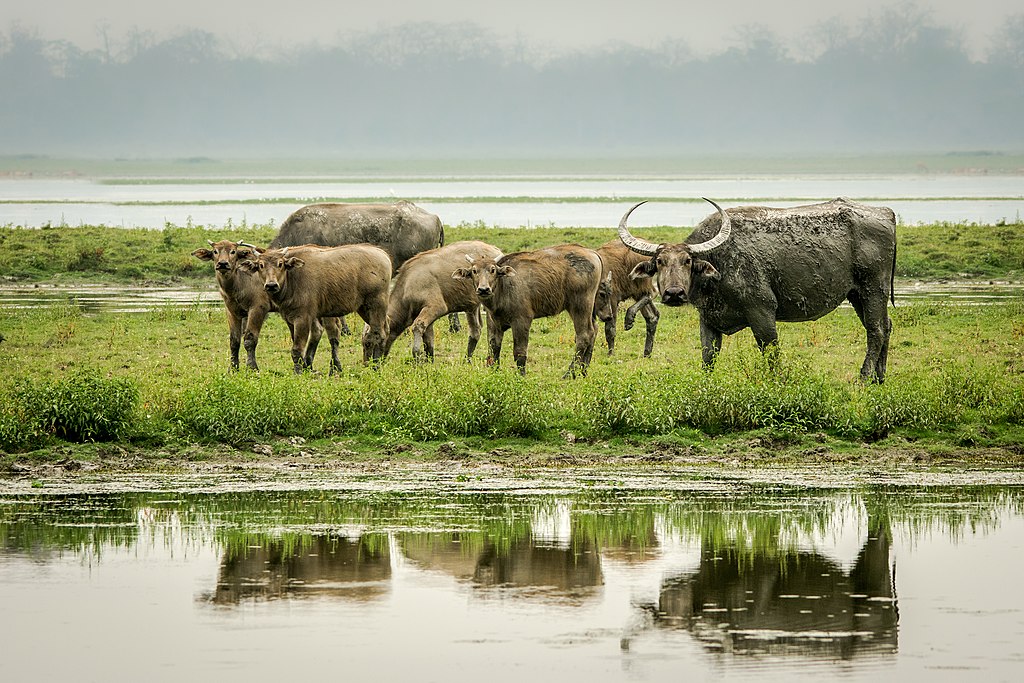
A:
[2, 485, 1021, 560]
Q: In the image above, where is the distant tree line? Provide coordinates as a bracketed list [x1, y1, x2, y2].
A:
[2, 7, 1022, 157]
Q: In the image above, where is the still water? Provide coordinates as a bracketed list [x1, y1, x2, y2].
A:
[1, 175, 1022, 227]
[1, 468, 1022, 682]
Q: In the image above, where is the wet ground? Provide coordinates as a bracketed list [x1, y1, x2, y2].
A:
[1, 279, 1019, 314]
[1, 464, 1022, 681]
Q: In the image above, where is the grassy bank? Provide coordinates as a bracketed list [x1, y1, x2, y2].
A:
[1, 220, 1022, 284]
[0, 221, 1022, 468]
[0, 290, 1022, 467]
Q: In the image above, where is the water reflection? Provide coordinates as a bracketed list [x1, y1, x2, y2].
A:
[1, 482, 1022, 679]
[400, 532, 603, 603]
[644, 538, 897, 659]
[204, 534, 392, 605]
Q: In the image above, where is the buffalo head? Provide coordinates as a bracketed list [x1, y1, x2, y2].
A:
[240, 248, 304, 294]
[618, 198, 731, 307]
[192, 240, 263, 273]
[451, 254, 515, 300]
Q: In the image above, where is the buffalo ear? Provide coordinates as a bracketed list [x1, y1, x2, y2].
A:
[497, 265, 516, 278]
[629, 260, 657, 280]
[192, 248, 214, 261]
[284, 257, 305, 269]
[452, 267, 472, 280]
[238, 259, 259, 272]
[694, 259, 720, 281]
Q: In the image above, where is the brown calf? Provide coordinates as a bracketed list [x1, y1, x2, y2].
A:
[241, 244, 391, 373]
[453, 244, 613, 377]
[192, 240, 342, 371]
[385, 240, 503, 362]
[595, 240, 660, 357]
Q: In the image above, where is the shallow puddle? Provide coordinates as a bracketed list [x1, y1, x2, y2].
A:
[1, 468, 1022, 681]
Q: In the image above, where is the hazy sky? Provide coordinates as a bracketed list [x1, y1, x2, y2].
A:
[3, 0, 1020, 59]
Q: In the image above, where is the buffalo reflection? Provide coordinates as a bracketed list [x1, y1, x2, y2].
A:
[200, 534, 391, 605]
[633, 525, 897, 660]
[399, 532, 604, 603]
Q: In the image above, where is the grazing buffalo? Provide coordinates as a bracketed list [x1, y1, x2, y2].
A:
[618, 197, 897, 382]
[192, 240, 342, 371]
[384, 240, 503, 362]
[270, 200, 448, 332]
[271, 200, 443, 274]
[595, 240, 660, 357]
[453, 244, 614, 377]
[241, 244, 391, 373]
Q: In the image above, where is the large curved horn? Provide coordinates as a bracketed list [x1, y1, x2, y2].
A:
[688, 198, 732, 253]
[238, 241, 263, 255]
[618, 201, 661, 256]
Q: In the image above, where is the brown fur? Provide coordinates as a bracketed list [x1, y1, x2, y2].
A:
[595, 240, 660, 357]
[453, 244, 611, 377]
[242, 244, 392, 372]
[385, 240, 503, 361]
[191, 240, 342, 371]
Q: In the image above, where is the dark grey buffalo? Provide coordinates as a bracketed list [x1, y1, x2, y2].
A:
[618, 197, 896, 382]
[270, 200, 444, 276]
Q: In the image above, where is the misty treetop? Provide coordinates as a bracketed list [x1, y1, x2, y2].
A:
[2, 7, 1022, 157]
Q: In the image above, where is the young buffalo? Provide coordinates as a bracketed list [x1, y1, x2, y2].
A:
[385, 240, 503, 362]
[595, 240, 660, 357]
[192, 240, 342, 371]
[453, 244, 613, 377]
[241, 244, 391, 373]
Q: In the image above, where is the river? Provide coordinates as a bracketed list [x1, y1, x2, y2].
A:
[1, 467, 1022, 682]
[1, 174, 1022, 228]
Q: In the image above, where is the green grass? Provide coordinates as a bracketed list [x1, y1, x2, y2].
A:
[0, 291, 1022, 458]
[1, 220, 1021, 284]
[0, 221, 1022, 462]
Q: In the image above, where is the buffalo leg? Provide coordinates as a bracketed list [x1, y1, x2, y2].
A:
[699, 319, 723, 369]
[321, 316, 344, 375]
[423, 324, 436, 361]
[410, 304, 447, 361]
[286, 319, 313, 374]
[604, 302, 618, 356]
[748, 310, 780, 368]
[304, 318, 324, 370]
[511, 319, 533, 376]
[227, 309, 244, 370]
[488, 317, 509, 369]
[565, 312, 596, 379]
[448, 312, 461, 333]
[623, 295, 652, 331]
[289, 318, 314, 374]
[465, 305, 482, 361]
[242, 305, 271, 371]
[338, 315, 352, 336]
[849, 291, 891, 383]
[639, 301, 660, 357]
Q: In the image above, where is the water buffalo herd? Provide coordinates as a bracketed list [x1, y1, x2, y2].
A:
[193, 197, 897, 381]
